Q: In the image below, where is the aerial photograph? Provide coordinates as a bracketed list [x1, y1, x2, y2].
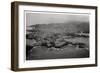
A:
[26, 12, 89, 60]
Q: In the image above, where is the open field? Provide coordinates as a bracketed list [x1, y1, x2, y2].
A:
[26, 45, 89, 60]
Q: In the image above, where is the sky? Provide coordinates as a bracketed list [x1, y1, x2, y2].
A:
[26, 12, 89, 26]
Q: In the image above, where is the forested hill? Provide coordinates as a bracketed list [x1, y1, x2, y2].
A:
[27, 21, 89, 34]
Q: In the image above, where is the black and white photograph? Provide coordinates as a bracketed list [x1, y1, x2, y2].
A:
[11, 2, 97, 71]
[26, 12, 90, 60]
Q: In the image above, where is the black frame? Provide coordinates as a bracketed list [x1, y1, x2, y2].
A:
[11, 1, 98, 71]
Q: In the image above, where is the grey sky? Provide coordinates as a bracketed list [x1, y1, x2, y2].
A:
[26, 12, 89, 26]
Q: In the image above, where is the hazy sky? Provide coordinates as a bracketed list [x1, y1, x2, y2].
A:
[26, 12, 89, 26]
